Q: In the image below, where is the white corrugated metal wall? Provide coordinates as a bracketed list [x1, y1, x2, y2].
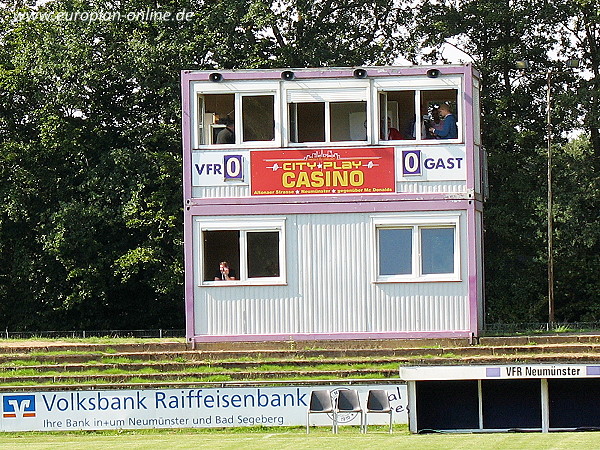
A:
[193, 181, 467, 199]
[194, 212, 469, 336]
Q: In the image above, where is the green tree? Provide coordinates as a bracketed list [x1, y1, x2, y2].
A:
[0, 0, 407, 330]
[553, 136, 600, 321]
[404, 0, 599, 324]
[3, 0, 597, 331]
[549, 1, 600, 322]
[0, 0, 193, 329]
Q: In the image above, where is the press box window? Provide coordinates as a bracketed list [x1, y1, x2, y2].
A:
[286, 87, 369, 144]
[378, 89, 459, 141]
[379, 228, 412, 275]
[288, 101, 367, 143]
[197, 94, 235, 145]
[289, 102, 325, 142]
[421, 228, 455, 274]
[201, 227, 284, 284]
[242, 95, 275, 142]
[377, 223, 459, 281]
[197, 93, 275, 145]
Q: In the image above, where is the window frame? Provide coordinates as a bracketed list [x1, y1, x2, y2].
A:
[191, 81, 281, 149]
[283, 81, 371, 147]
[373, 214, 461, 283]
[286, 99, 369, 145]
[240, 93, 276, 143]
[373, 76, 463, 145]
[195, 217, 287, 286]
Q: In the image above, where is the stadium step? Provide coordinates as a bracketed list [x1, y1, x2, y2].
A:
[0, 334, 599, 387]
[0, 343, 599, 363]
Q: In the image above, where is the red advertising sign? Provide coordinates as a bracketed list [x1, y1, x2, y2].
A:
[250, 148, 395, 196]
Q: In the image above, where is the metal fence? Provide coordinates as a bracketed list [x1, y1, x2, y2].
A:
[2, 324, 600, 340]
[1, 329, 185, 339]
[484, 322, 600, 335]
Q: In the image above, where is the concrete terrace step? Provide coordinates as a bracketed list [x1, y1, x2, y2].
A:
[3, 354, 600, 385]
[0, 341, 188, 354]
[0, 359, 394, 372]
[2, 334, 600, 354]
[2, 354, 600, 377]
[0, 335, 598, 386]
[0, 344, 598, 365]
[2, 353, 600, 374]
[0, 368, 397, 384]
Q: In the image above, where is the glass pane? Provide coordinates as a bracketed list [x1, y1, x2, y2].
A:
[247, 231, 280, 278]
[203, 230, 240, 281]
[330, 101, 367, 141]
[378, 228, 412, 275]
[421, 228, 455, 274]
[242, 95, 275, 141]
[290, 102, 325, 142]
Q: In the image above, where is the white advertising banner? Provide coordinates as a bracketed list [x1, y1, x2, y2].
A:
[400, 364, 600, 381]
[396, 146, 466, 181]
[1, 384, 407, 432]
[191, 151, 249, 186]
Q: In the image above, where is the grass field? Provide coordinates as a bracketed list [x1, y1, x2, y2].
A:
[1, 427, 599, 449]
[1, 337, 598, 448]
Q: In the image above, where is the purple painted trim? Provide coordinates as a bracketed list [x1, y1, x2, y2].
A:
[181, 73, 195, 341]
[467, 205, 480, 335]
[181, 65, 471, 82]
[186, 198, 473, 217]
[486, 368, 501, 377]
[181, 73, 193, 209]
[464, 66, 476, 192]
[586, 366, 600, 376]
[190, 330, 473, 343]
[183, 211, 195, 341]
[189, 192, 473, 207]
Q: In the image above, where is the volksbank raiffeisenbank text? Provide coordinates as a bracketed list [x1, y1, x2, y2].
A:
[1, 385, 407, 431]
[12, 8, 194, 23]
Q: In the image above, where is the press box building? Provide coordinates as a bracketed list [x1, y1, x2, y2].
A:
[181, 65, 485, 345]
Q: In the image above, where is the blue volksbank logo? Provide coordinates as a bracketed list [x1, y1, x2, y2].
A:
[3, 395, 36, 418]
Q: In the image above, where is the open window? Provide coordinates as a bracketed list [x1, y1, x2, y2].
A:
[198, 94, 235, 145]
[197, 93, 276, 146]
[198, 218, 286, 285]
[374, 214, 461, 282]
[379, 91, 415, 140]
[378, 88, 459, 142]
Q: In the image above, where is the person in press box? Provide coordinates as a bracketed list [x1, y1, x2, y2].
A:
[214, 261, 236, 281]
[216, 118, 235, 144]
[428, 104, 457, 139]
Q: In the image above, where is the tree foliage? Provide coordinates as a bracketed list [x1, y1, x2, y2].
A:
[0, 0, 598, 330]
[403, 0, 600, 324]
[0, 0, 404, 330]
